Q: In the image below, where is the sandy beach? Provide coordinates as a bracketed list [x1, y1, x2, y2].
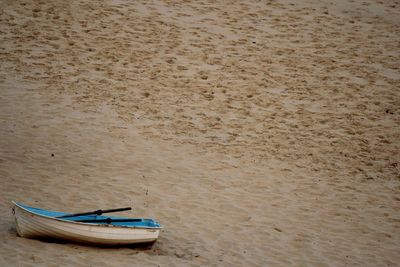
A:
[1, 0, 399, 266]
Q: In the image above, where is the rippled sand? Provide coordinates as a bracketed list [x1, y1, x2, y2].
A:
[0, 0, 399, 266]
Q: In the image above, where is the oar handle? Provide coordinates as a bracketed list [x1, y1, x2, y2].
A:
[96, 207, 132, 215]
[76, 218, 142, 223]
[57, 207, 132, 218]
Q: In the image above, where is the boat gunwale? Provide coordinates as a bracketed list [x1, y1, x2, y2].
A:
[12, 201, 163, 230]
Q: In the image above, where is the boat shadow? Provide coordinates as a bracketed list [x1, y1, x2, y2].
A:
[34, 236, 157, 250]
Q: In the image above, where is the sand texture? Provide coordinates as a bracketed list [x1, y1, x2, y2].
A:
[0, 0, 399, 266]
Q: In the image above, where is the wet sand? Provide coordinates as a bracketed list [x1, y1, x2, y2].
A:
[0, 0, 399, 266]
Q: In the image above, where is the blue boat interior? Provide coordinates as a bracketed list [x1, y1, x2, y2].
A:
[17, 203, 162, 228]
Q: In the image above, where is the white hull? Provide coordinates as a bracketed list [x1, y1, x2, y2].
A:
[13, 203, 160, 245]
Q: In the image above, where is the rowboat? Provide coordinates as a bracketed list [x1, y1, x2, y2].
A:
[12, 202, 162, 245]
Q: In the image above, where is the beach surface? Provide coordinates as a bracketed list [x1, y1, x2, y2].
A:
[0, 0, 399, 266]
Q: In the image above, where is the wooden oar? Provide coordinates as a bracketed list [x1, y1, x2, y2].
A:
[75, 218, 142, 224]
[57, 207, 132, 218]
